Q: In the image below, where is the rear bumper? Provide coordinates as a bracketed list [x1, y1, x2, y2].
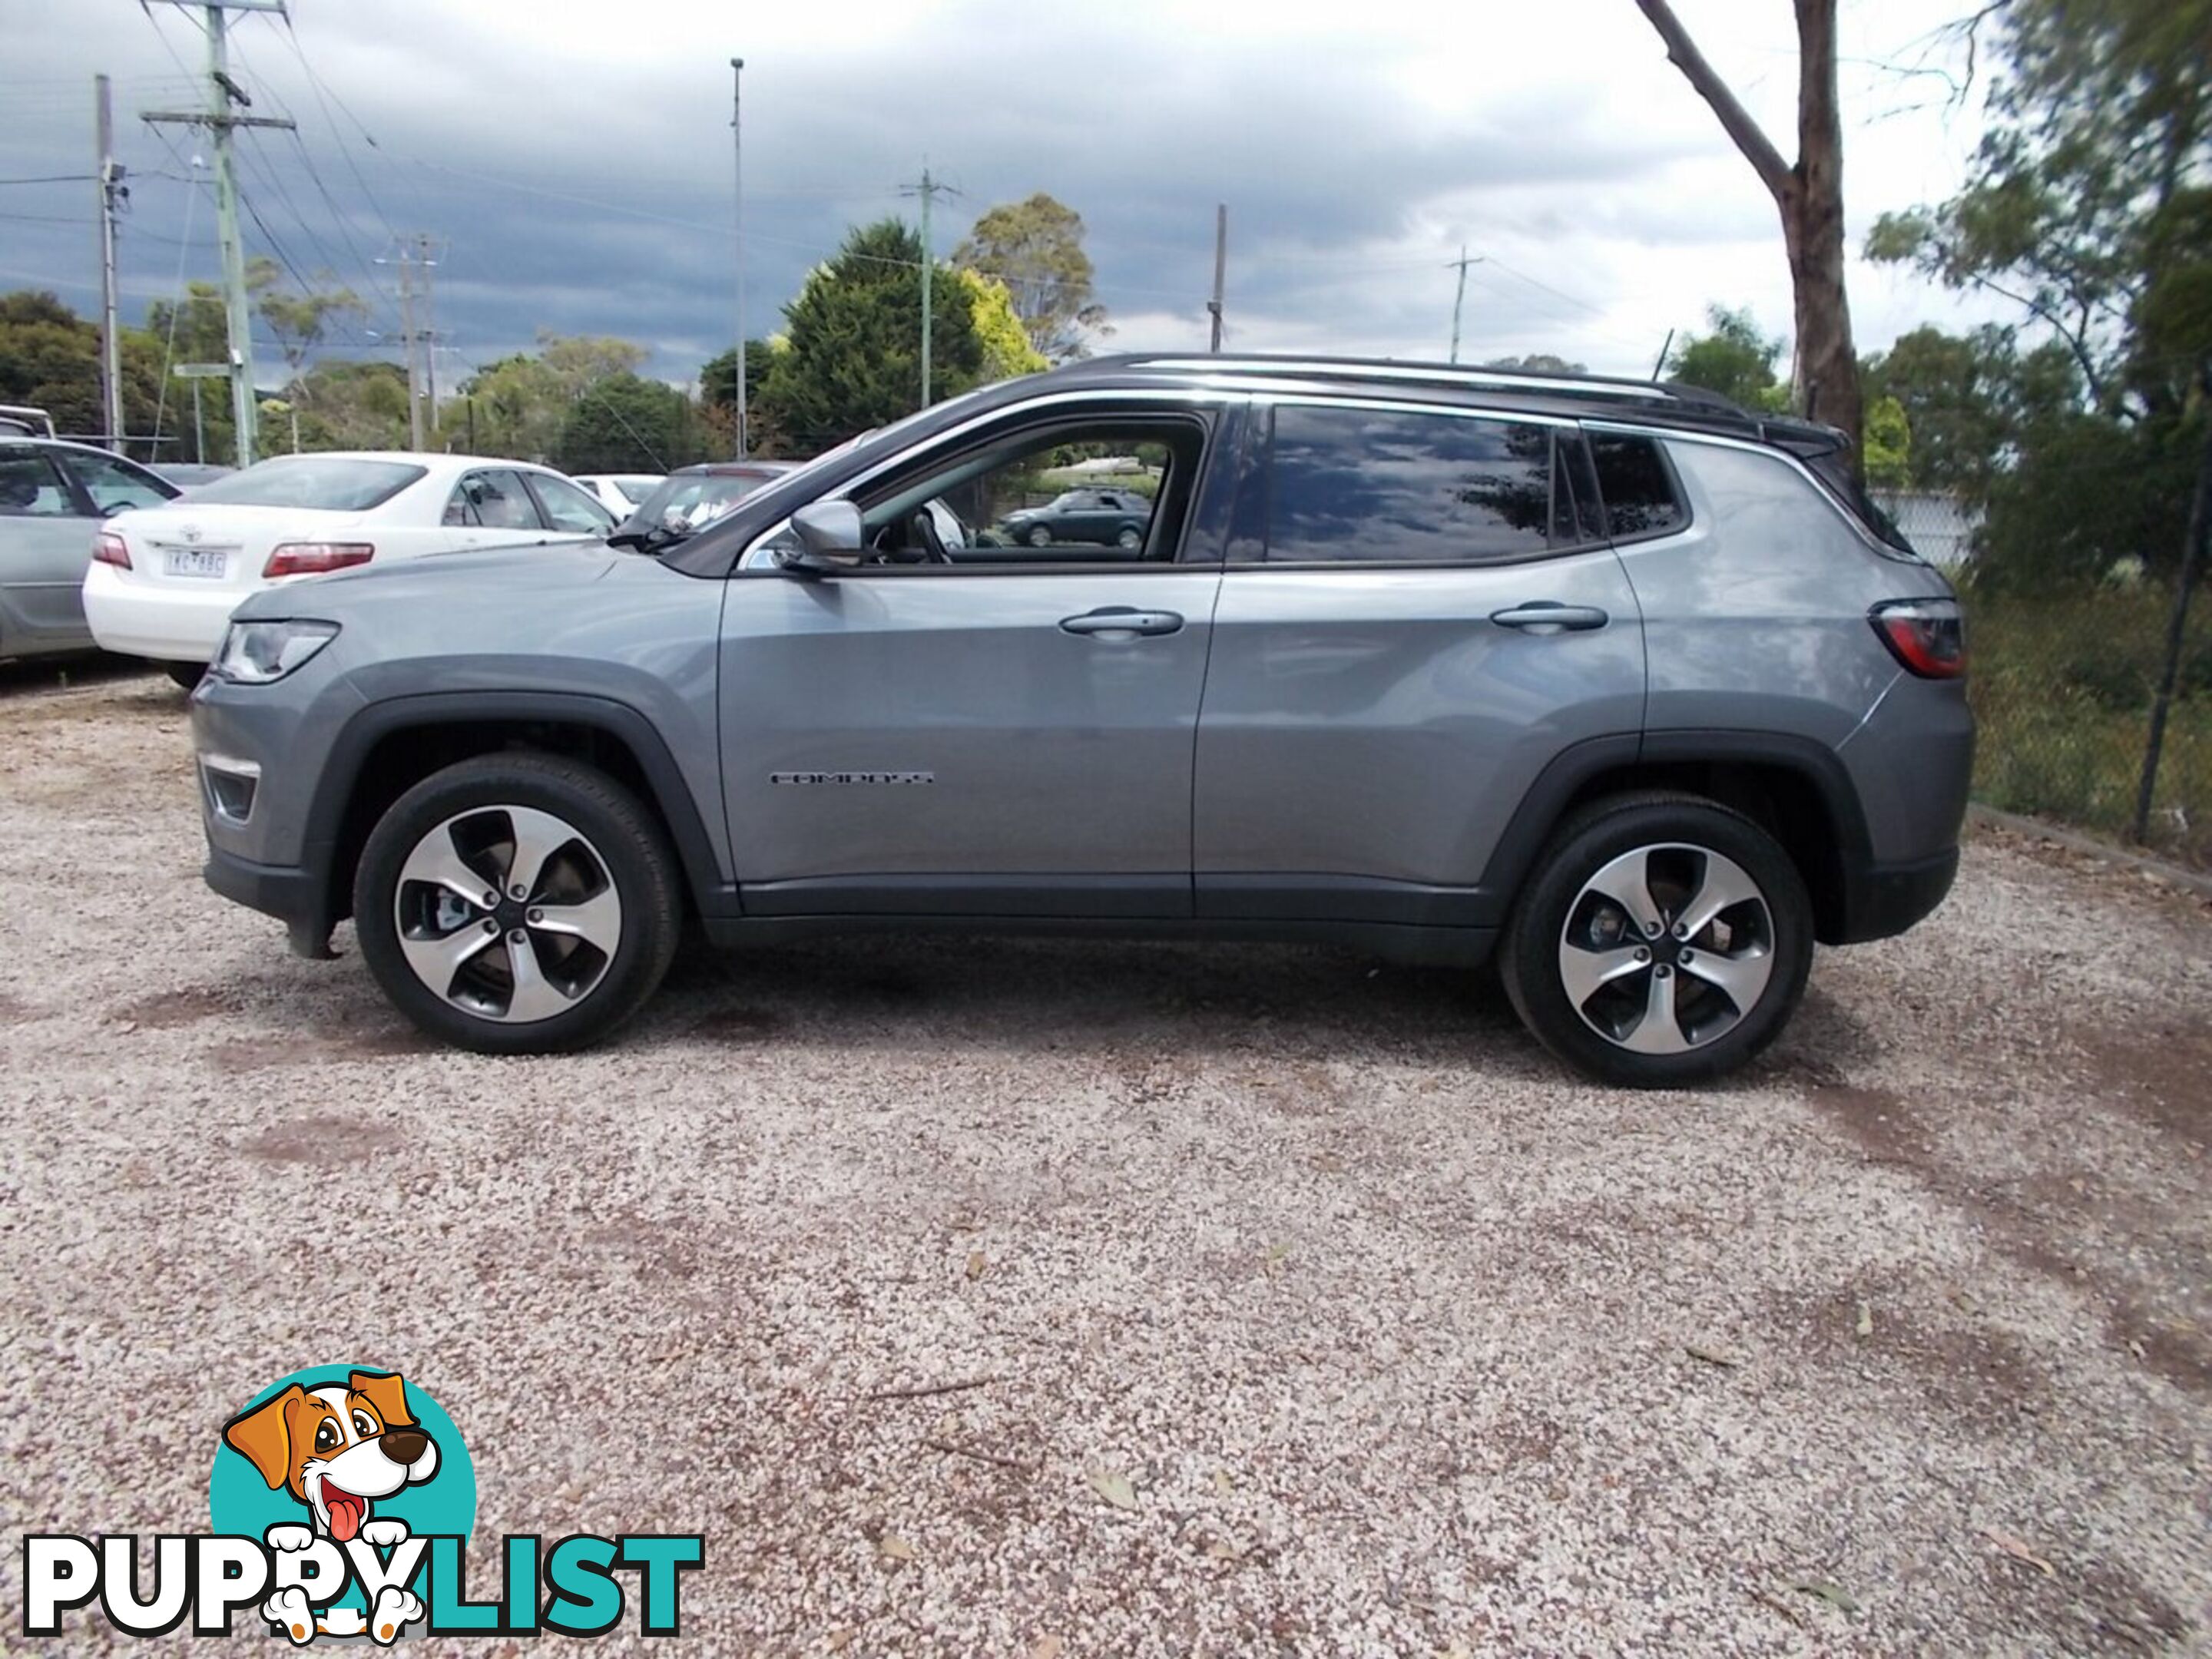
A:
[81, 562, 240, 662]
[1836, 846, 1958, 944]
[204, 843, 336, 959]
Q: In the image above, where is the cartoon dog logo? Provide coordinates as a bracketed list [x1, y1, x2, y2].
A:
[223, 1369, 437, 1643]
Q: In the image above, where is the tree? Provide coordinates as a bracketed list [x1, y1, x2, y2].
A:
[0, 290, 164, 451]
[753, 220, 989, 455]
[1865, 0, 2211, 587]
[1862, 396, 1912, 489]
[292, 360, 411, 452]
[952, 193, 1108, 363]
[451, 334, 648, 464]
[538, 333, 647, 401]
[699, 339, 777, 415]
[256, 261, 366, 452]
[1481, 353, 1590, 373]
[1859, 323, 2084, 495]
[553, 370, 699, 475]
[1868, 0, 2209, 415]
[1667, 305, 1790, 411]
[1634, 0, 1863, 468]
[956, 270, 1050, 382]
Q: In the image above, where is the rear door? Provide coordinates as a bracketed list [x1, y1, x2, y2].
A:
[442, 468, 549, 551]
[1193, 398, 1646, 927]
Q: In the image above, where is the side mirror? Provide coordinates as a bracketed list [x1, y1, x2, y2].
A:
[780, 499, 865, 577]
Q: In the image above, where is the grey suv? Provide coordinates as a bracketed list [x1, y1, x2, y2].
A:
[190, 355, 1970, 1086]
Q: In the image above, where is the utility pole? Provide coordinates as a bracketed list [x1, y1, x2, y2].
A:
[95, 75, 127, 449]
[142, 0, 293, 469]
[901, 165, 959, 410]
[416, 233, 439, 430]
[1208, 204, 1227, 353]
[729, 58, 747, 458]
[376, 236, 438, 449]
[1445, 247, 1482, 365]
[393, 247, 422, 450]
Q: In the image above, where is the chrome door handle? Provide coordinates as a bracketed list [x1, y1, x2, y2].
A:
[1060, 607, 1184, 638]
[1489, 603, 1609, 632]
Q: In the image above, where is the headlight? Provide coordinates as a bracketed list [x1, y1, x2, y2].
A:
[211, 619, 340, 684]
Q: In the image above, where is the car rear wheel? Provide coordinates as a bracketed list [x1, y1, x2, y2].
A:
[353, 753, 680, 1054]
[1115, 525, 1143, 549]
[1498, 792, 1813, 1088]
[1025, 525, 1051, 547]
[163, 661, 204, 690]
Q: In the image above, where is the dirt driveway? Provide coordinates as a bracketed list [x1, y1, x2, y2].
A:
[2, 664, 2207, 1655]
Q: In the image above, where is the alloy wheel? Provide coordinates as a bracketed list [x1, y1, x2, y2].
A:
[1556, 842, 1775, 1055]
[392, 804, 622, 1023]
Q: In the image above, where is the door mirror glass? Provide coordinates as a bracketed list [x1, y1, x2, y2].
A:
[783, 500, 865, 575]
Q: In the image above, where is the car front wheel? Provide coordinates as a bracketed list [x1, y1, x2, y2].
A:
[1025, 525, 1051, 547]
[353, 753, 680, 1054]
[1498, 793, 1813, 1088]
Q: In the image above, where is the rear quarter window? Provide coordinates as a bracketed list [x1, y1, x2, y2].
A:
[1588, 434, 1687, 539]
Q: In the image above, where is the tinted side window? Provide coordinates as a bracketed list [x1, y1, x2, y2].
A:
[1588, 434, 1687, 538]
[1264, 406, 1558, 564]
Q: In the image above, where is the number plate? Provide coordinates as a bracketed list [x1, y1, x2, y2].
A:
[163, 548, 227, 579]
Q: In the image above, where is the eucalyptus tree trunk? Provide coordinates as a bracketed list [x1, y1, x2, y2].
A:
[1634, 0, 1864, 472]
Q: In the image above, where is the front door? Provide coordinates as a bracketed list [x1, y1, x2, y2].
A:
[717, 399, 1237, 918]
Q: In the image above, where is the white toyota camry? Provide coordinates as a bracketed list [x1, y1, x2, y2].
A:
[81, 451, 618, 684]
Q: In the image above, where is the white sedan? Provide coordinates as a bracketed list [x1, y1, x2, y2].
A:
[82, 451, 618, 682]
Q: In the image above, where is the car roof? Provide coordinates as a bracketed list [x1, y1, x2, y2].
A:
[248, 450, 561, 473]
[0, 436, 155, 460]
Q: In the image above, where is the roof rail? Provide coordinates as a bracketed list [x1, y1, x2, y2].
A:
[1108, 352, 1753, 412]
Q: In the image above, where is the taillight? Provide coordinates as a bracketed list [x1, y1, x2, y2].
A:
[92, 531, 131, 569]
[263, 541, 374, 578]
[1870, 598, 1965, 678]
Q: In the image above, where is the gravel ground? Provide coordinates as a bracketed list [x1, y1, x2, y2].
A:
[2, 663, 2208, 1657]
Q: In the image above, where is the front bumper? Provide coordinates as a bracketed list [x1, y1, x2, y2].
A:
[204, 843, 337, 959]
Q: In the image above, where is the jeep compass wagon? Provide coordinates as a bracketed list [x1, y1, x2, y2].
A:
[190, 355, 1970, 1086]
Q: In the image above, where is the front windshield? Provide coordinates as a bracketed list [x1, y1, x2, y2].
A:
[183, 456, 426, 512]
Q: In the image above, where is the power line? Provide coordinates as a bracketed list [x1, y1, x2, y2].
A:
[264, 8, 424, 243]
[226, 30, 401, 319]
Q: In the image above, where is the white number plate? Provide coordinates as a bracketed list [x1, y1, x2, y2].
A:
[163, 548, 227, 579]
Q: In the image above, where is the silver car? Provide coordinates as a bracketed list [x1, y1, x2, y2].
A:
[190, 354, 1971, 1086]
[0, 439, 178, 662]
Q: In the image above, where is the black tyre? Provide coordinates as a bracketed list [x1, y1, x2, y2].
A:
[1498, 792, 1813, 1088]
[164, 661, 205, 690]
[353, 753, 680, 1055]
[1115, 525, 1144, 549]
[1025, 524, 1051, 547]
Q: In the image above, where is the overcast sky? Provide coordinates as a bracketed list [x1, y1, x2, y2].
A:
[3, 0, 2004, 393]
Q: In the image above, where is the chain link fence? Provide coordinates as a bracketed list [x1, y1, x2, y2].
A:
[1878, 490, 2212, 869]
